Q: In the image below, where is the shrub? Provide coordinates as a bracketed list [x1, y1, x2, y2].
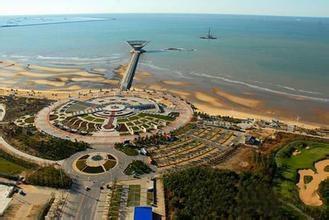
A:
[26, 166, 72, 189]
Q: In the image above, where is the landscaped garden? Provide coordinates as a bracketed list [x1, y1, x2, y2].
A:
[0, 148, 37, 179]
[117, 112, 174, 134]
[127, 185, 141, 207]
[108, 184, 123, 220]
[0, 123, 89, 160]
[124, 160, 152, 176]
[75, 153, 117, 174]
[0, 96, 51, 122]
[26, 166, 72, 189]
[114, 143, 139, 156]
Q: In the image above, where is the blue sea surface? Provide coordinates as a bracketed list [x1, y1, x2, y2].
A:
[0, 14, 328, 102]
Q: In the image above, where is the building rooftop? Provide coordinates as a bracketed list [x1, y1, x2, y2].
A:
[134, 206, 152, 220]
[0, 184, 14, 216]
[127, 41, 149, 51]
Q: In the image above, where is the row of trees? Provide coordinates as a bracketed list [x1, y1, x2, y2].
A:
[26, 166, 72, 189]
[320, 180, 329, 205]
[124, 160, 152, 176]
[133, 133, 173, 147]
[1, 123, 89, 160]
[0, 96, 51, 122]
[194, 111, 244, 123]
[164, 167, 302, 219]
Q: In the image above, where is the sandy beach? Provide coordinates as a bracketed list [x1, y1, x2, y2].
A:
[0, 60, 328, 129]
[0, 60, 119, 89]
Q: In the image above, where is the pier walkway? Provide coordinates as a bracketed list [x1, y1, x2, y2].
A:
[120, 51, 142, 91]
[120, 41, 149, 91]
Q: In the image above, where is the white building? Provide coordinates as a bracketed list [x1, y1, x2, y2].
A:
[0, 184, 14, 216]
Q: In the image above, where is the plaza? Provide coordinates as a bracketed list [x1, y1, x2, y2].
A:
[35, 88, 194, 144]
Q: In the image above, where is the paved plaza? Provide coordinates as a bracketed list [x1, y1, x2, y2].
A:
[35, 89, 193, 145]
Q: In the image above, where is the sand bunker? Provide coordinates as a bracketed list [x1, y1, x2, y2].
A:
[296, 159, 329, 206]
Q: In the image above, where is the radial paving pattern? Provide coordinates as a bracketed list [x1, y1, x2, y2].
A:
[75, 152, 117, 175]
[35, 89, 194, 144]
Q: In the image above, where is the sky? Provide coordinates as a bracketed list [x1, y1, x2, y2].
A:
[0, 0, 329, 17]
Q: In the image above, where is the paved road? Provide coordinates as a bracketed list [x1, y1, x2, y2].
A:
[60, 146, 155, 220]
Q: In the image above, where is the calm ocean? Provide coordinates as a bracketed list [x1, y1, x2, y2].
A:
[0, 14, 328, 121]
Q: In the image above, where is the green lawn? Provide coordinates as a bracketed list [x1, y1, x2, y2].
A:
[127, 185, 141, 207]
[139, 113, 173, 121]
[66, 103, 90, 113]
[124, 160, 152, 176]
[115, 145, 139, 156]
[82, 115, 96, 122]
[25, 116, 35, 124]
[108, 185, 123, 220]
[147, 191, 153, 205]
[0, 157, 26, 175]
[93, 118, 105, 123]
[117, 118, 129, 123]
[275, 141, 329, 200]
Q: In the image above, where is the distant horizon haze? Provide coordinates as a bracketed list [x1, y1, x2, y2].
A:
[1, 0, 329, 17]
[1, 12, 329, 19]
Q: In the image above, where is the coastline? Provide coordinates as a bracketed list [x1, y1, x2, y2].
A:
[0, 87, 323, 130]
[0, 61, 328, 129]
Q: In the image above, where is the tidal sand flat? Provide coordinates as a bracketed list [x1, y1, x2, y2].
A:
[0, 60, 120, 89]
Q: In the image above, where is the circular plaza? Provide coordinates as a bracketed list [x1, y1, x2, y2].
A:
[74, 152, 117, 175]
[35, 89, 193, 144]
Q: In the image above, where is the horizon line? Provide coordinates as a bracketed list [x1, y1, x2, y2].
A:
[1, 12, 328, 19]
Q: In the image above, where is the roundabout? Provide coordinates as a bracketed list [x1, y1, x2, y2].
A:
[74, 152, 117, 175]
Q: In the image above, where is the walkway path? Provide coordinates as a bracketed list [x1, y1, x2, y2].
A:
[60, 146, 154, 220]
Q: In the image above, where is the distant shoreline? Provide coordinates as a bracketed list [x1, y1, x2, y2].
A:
[1, 13, 328, 19]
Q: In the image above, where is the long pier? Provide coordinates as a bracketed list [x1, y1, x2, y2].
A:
[120, 41, 148, 91]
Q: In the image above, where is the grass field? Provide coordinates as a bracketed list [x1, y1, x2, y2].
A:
[115, 145, 138, 156]
[127, 185, 141, 207]
[124, 160, 152, 176]
[0, 157, 26, 175]
[108, 185, 123, 220]
[275, 141, 329, 200]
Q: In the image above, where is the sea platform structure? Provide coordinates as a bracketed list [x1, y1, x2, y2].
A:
[120, 41, 149, 91]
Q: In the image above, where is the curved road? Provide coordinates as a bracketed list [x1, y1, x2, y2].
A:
[60, 146, 154, 220]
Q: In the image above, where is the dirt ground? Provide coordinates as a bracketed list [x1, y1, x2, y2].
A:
[2, 185, 60, 220]
[215, 147, 255, 172]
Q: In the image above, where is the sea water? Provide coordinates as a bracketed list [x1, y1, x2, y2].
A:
[0, 14, 328, 123]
